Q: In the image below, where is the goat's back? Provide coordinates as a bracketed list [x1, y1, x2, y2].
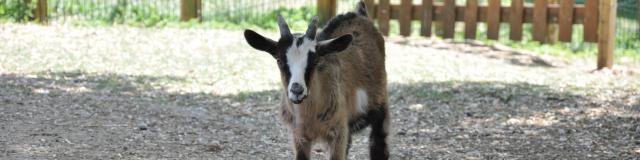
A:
[318, 12, 387, 117]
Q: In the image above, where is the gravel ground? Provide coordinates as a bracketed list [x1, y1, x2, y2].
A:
[0, 24, 639, 159]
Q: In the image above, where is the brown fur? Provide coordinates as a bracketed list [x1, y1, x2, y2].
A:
[279, 13, 388, 160]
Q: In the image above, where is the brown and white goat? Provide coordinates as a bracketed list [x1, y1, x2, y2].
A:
[243, 2, 388, 159]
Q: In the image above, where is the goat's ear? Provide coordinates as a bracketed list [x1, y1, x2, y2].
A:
[244, 29, 278, 57]
[316, 34, 353, 56]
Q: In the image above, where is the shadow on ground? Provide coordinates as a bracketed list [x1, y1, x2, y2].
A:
[387, 37, 568, 67]
[0, 71, 637, 159]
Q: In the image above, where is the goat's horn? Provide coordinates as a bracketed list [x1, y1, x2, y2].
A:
[306, 16, 318, 40]
[277, 14, 291, 38]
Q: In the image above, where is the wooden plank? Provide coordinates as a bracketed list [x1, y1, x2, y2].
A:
[547, 0, 559, 44]
[487, 0, 501, 40]
[509, 0, 524, 41]
[558, 0, 574, 42]
[196, 0, 202, 21]
[533, 0, 548, 42]
[180, 0, 201, 21]
[442, 0, 455, 39]
[583, 0, 599, 42]
[378, 0, 390, 35]
[597, 0, 616, 69]
[372, 4, 587, 24]
[317, 0, 337, 25]
[420, 0, 434, 37]
[364, 0, 374, 19]
[399, 0, 412, 36]
[34, 0, 47, 23]
[464, 0, 478, 39]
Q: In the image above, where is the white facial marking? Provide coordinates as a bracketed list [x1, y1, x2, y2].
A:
[356, 88, 368, 113]
[287, 37, 317, 102]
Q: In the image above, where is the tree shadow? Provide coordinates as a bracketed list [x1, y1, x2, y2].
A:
[0, 71, 283, 159]
[0, 71, 637, 159]
[388, 81, 639, 159]
[387, 37, 568, 68]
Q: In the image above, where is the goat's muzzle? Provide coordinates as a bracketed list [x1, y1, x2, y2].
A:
[289, 83, 307, 104]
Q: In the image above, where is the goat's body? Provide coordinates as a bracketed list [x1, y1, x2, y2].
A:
[279, 12, 389, 160]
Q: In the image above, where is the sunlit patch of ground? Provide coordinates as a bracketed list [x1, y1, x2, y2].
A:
[1, 24, 639, 159]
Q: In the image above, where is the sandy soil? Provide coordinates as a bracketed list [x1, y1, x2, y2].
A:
[0, 24, 639, 159]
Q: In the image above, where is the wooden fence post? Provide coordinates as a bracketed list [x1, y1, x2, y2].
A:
[486, 0, 501, 40]
[399, 0, 412, 36]
[597, 0, 616, 69]
[378, 0, 390, 35]
[509, 0, 524, 41]
[464, 0, 479, 39]
[180, 0, 202, 21]
[317, 0, 336, 25]
[442, 0, 456, 39]
[583, 0, 599, 42]
[546, 0, 559, 43]
[420, 0, 434, 37]
[24, 0, 47, 23]
[34, 0, 47, 23]
[533, 0, 548, 43]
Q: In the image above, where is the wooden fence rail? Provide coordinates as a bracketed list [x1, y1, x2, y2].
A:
[320, 0, 617, 69]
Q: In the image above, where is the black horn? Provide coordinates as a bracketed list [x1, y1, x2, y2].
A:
[277, 14, 291, 38]
[306, 16, 318, 40]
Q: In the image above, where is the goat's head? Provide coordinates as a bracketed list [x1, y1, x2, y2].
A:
[244, 15, 353, 104]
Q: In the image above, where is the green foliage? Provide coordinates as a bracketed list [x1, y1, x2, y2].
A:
[38, 0, 315, 31]
[208, 6, 317, 31]
[0, 0, 34, 22]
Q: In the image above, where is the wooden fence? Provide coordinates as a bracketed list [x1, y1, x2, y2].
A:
[319, 0, 617, 69]
[26, 0, 617, 69]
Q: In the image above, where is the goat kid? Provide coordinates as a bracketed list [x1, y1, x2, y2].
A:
[244, 1, 388, 160]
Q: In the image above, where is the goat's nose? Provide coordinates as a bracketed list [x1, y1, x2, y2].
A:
[290, 83, 304, 95]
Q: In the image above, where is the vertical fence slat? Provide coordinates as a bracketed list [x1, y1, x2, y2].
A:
[509, 0, 524, 41]
[583, 0, 599, 42]
[180, 0, 202, 21]
[364, 0, 374, 19]
[420, 0, 434, 37]
[533, 0, 548, 42]
[464, 0, 478, 39]
[34, 0, 47, 23]
[196, 0, 202, 21]
[378, 0, 390, 35]
[317, 0, 336, 25]
[399, 0, 412, 36]
[442, 0, 455, 39]
[487, 0, 501, 40]
[597, 0, 616, 69]
[558, 0, 574, 42]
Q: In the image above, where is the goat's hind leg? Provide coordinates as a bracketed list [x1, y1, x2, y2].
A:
[368, 104, 389, 160]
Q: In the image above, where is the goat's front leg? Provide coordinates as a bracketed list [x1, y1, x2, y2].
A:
[326, 125, 349, 160]
[292, 135, 312, 160]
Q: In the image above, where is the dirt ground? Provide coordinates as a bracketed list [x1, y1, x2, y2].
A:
[0, 24, 639, 159]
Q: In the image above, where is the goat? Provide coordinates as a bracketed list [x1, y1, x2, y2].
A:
[243, 1, 388, 159]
